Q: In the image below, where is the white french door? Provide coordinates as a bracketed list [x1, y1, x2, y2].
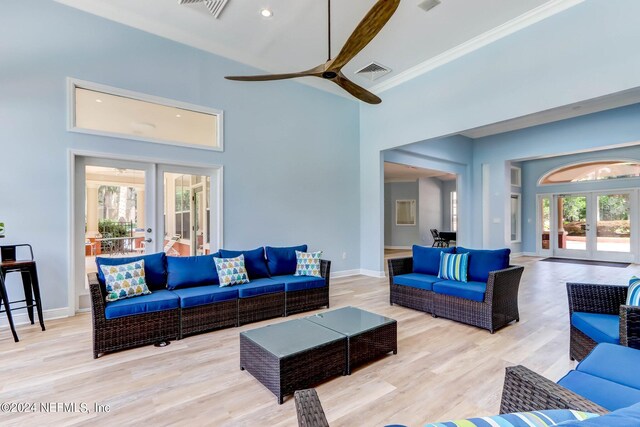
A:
[549, 190, 637, 262]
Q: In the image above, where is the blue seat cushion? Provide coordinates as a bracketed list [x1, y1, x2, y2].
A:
[433, 280, 486, 302]
[571, 312, 620, 344]
[412, 245, 455, 276]
[455, 247, 510, 282]
[557, 370, 640, 411]
[558, 402, 640, 426]
[220, 247, 270, 279]
[266, 245, 307, 276]
[104, 290, 179, 319]
[272, 275, 325, 292]
[166, 253, 220, 290]
[96, 252, 167, 291]
[235, 278, 284, 298]
[393, 273, 439, 291]
[171, 285, 238, 308]
[577, 343, 640, 390]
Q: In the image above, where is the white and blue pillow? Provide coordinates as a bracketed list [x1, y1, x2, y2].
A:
[214, 254, 250, 287]
[627, 276, 640, 306]
[100, 259, 151, 303]
[437, 252, 468, 283]
[423, 409, 597, 427]
[294, 250, 322, 278]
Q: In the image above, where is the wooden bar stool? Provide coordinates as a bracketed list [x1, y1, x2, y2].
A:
[0, 244, 46, 342]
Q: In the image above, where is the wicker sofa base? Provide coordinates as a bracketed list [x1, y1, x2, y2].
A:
[433, 293, 519, 333]
[238, 292, 286, 326]
[180, 299, 238, 338]
[569, 326, 598, 361]
[93, 308, 180, 359]
[390, 284, 432, 313]
[285, 287, 329, 316]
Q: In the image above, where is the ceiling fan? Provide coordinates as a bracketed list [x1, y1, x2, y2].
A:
[225, 0, 401, 104]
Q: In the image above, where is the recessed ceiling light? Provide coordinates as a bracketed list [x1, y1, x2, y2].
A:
[176, 114, 182, 118]
[260, 8, 273, 18]
[417, 0, 441, 13]
[95, 99, 103, 103]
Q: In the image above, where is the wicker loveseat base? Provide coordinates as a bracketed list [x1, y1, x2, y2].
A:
[238, 292, 286, 325]
[390, 284, 432, 313]
[433, 293, 519, 333]
[285, 287, 330, 316]
[180, 299, 238, 338]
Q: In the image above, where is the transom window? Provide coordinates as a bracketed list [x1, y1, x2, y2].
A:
[540, 160, 640, 185]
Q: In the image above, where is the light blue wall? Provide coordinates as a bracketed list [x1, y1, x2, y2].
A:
[0, 1, 360, 312]
[384, 181, 419, 247]
[360, 1, 640, 271]
[521, 145, 640, 254]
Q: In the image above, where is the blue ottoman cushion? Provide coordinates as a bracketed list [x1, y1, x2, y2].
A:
[433, 280, 486, 302]
[171, 285, 238, 308]
[266, 245, 308, 276]
[236, 278, 285, 298]
[104, 289, 179, 319]
[273, 275, 325, 292]
[571, 312, 620, 344]
[393, 273, 440, 291]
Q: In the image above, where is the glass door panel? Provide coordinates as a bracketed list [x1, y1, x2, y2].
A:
[554, 194, 592, 259]
[537, 195, 552, 255]
[596, 193, 630, 253]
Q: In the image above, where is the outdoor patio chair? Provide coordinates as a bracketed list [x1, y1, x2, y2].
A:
[164, 234, 181, 256]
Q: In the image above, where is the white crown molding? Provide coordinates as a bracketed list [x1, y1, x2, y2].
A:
[371, 0, 585, 94]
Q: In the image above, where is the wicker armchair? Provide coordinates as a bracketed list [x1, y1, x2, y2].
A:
[294, 366, 609, 427]
[388, 257, 524, 333]
[567, 282, 640, 361]
[88, 273, 180, 359]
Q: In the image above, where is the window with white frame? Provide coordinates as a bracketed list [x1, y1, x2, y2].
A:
[510, 193, 521, 242]
[451, 191, 458, 231]
[511, 166, 522, 187]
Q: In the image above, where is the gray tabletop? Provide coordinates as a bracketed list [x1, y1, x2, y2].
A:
[305, 306, 395, 337]
[240, 318, 345, 358]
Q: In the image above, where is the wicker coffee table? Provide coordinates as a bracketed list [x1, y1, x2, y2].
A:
[306, 306, 397, 374]
[240, 319, 346, 404]
[240, 307, 398, 403]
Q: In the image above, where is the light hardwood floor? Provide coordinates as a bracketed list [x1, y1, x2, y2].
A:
[1, 257, 638, 426]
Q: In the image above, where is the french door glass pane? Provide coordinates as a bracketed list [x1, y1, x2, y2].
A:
[596, 194, 630, 253]
[558, 195, 587, 250]
[540, 197, 550, 250]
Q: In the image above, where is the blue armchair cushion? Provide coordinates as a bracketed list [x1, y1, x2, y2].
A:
[455, 247, 510, 283]
[571, 312, 620, 344]
[272, 275, 325, 292]
[220, 247, 270, 279]
[236, 278, 285, 298]
[104, 289, 179, 319]
[433, 280, 486, 302]
[393, 273, 440, 291]
[166, 253, 220, 290]
[412, 245, 455, 276]
[96, 252, 167, 291]
[423, 409, 597, 427]
[557, 370, 640, 411]
[576, 343, 640, 391]
[556, 402, 640, 426]
[171, 285, 238, 308]
[265, 245, 307, 276]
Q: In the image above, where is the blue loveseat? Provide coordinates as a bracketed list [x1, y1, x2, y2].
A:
[388, 245, 524, 333]
[88, 245, 330, 358]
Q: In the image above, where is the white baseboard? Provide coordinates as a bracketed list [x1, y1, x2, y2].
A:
[359, 269, 386, 278]
[521, 252, 540, 257]
[384, 246, 411, 250]
[331, 269, 361, 278]
[511, 252, 523, 257]
[0, 307, 70, 329]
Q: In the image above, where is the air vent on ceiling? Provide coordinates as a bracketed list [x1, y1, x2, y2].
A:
[355, 62, 392, 81]
[179, 0, 229, 19]
[417, 0, 441, 13]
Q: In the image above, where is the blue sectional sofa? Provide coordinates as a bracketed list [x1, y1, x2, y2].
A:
[388, 245, 524, 333]
[88, 245, 330, 358]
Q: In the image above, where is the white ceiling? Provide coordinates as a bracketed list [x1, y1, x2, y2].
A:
[384, 162, 456, 182]
[54, 0, 577, 98]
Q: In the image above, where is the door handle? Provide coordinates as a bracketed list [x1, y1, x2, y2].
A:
[144, 238, 152, 243]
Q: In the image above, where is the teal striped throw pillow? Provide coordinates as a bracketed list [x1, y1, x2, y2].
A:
[437, 252, 468, 283]
[423, 409, 598, 427]
[627, 276, 640, 306]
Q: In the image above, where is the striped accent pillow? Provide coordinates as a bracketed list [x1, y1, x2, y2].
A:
[437, 252, 468, 283]
[627, 276, 640, 306]
[424, 409, 598, 427]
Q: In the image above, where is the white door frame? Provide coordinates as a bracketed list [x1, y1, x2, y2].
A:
[69, 149, 223, 314]
[535, 193, 553, 257]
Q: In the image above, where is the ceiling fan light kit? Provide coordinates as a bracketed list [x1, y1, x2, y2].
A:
[224, 0, 401, 104]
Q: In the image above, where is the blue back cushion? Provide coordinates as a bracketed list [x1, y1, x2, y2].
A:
[220, 247, 270, 279]
[412, 245, 455, 276]
[265, 245, 307, 276]
[455, 247, 510, 282]
[166, 252, 220, 290]
[96, 252, 167, 291]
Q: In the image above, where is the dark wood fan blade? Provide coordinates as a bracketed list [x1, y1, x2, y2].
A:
[225, 72, 314, 81]
[334, 73, 381, 104]
[329, 0, 400, 71]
